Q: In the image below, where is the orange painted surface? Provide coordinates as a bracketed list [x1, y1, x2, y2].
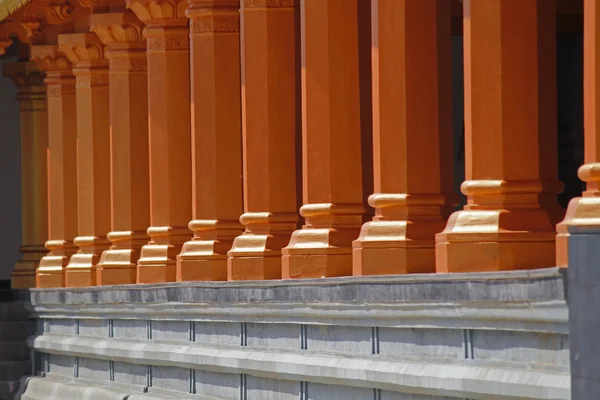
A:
[59, 33, 111, 287]
[127, 0, 192, 284]
[282, 0, 368, 279]
[556, 0, 600, 267]
[4, 62, 49, 289]
[90, 11, 150, 285]
[353, 0, 454, 276]
[435, 0, 564, 273]
[176, 0, 243, 282]
[227, 0, 300, 281]
[31, 45, 78, 288]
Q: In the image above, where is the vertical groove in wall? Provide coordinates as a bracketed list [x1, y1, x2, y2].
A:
[240, 373, 247, 400]
[108, 319, 114, 338]
[371, 327, 380, 355]
[75, 319, 80, 335]
[189, 321, 195, 342]
[44, 353, 49, 373]
[463, 329, 474, 359]
[74, 356, 79, 378]
[300, 324, 308, 350]
[109, 360, 114, 382]
[147, 320, 152, 340]
[300, 381, 308, 400]
[146, 365, 152, 388]
[189, 368, 195, 394]
[241, 322, 247, 346]
[373, 388, 381, 400]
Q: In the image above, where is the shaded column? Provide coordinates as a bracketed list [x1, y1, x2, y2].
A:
[557, 0, 600, 267]
[176, 0, 243, 281]
[352, 0, 453, 276]
[30, 45, 78, 288]
[282, 0, 368, 279]
[90, 11, 150, 285]
[435, 0, 563, 273]
[59, 33, 111, 287]
[227, 0, 300, 281]
[127, 0, 192, 283]
[3, 62, 49, 289]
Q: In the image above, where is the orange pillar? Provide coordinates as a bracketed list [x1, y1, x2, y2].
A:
[352, 0, 453, 276]
[282, 0, 367, 279]
[227, 0, 300, 281]
[59, 33, 111, 287]
[435, 0, 562, 273]
[557, 0, 600, 266]
[127, 0, 192, 283]
[90, 12, 150, 285]
[3, 62, 49, 289]
[177, 0, 243, 281]
[30, 45, 78, 288]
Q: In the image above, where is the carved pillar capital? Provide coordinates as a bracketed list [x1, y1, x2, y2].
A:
[3, 62, 46, 111]
[126, 0, 187, 22]
[186, 0, 239, 33]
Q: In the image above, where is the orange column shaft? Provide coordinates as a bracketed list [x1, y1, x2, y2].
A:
[4, 62, 49, 289]
[91, 12, 150, 285]
[282, 0, 369, 279]
[435, 0, 562, 273]
[556, 0, 600, 265]
[59, 33, 111, 287]
[352, 0, 453, 276]
[31, 46, 78, 288]
[227, 0, 300, 281]
[128, 0, 192, 283]
[177, 0, 243, 281]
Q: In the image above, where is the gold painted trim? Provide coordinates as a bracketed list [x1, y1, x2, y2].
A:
[0, 0, 31, 22]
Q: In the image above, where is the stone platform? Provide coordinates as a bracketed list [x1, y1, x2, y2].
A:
[17, 268, 569, 399]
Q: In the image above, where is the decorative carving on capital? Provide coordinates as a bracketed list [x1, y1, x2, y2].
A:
[3, 62, 46, 87]
[21, 0, 73, 25]
[189, 14, 239, 33]
[77, 0, 109, 12]
[90, 12, 144, 45]
[47, 82, 75, 97]
[126, 0, 187, 22]
[58, 33, 106, 63]
[30, 45, 72, 72]
[243, 0, 297, 8]
[146, 35, 188, 50]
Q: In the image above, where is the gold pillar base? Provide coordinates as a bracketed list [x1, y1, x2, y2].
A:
[96, 231, 147, 285]
[37, 240, 75, 288]
[227, 212, 297, 280]
[137, 226, 189, 284]
[65, 236, 110, 287]
[282, 204, 362, 279]
[556, 164, 600, 268]
[177, 220, 242, 282]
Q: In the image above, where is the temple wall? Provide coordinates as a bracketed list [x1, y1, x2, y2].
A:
[0, 50, 22, 282]
[17, 268, 569, 400]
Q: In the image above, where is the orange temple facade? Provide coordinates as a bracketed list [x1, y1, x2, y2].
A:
[0, 0, 596, 289]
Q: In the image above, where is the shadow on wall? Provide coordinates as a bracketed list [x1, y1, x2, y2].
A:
[0, 41, 23, 281]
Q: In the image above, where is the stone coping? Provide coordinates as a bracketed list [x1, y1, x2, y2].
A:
[22, 267, 566, 306]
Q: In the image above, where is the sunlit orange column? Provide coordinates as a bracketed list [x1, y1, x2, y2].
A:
[435, 0, 563, 273]
[59, 33, 111, 287]
[90, 12, 150, 285]
[3, 62, 49, 288]
[177, 0, 243, 281]
[31, 46, 78, 288]
[127, 0, 192, 283]
[227, 0, 300, 281]
[557, 0, 600, 266]
[282, 0, 367, 279]
[352, 0, 453, 276]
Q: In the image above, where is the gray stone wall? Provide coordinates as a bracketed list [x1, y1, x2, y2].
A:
[18, 269, 569, 400]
